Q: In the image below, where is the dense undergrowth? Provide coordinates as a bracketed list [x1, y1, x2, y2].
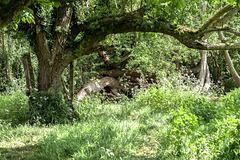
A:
[0, 77, 240, 159]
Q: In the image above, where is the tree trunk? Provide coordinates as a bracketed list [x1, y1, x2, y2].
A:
[218, 31, 240, 86]
[33, 3, 73, 92]
[37, 59, 64, 92]
[198, 1, 211, 90]
[199, 50, 208, 86]
[69, 61, 74, 102]
[204, 64, 211, 90]
[77, 77, 122, 101]
[22, 53, 35, 95]
[2, 28, 12, 82]
[222, 51, 240, 86]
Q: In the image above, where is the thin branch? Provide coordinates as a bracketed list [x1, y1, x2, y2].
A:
[199, 4, 233, 32]
[197, 27, 240, 38]
[201, 7, 239, 40]
[212, 7, 240, 28]
[195, 40, 240, 50]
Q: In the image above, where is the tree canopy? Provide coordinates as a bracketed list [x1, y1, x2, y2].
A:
[1, 0, 240, 92]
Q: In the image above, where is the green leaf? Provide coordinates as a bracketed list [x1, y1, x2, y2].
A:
[22, 17, 26, 23]
[53, 2, 61, 8]
[13, 23, 18, 30]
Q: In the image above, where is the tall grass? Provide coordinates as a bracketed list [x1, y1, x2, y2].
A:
[0, 92, 29, 125]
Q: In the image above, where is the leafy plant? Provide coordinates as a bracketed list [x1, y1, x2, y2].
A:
[0, 92, 29, 125]
[29, 91, 74, 124]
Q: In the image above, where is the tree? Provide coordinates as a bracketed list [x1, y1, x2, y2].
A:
[2, 1, 239, 94]
[1, 29, 12, 82]
[23, 1, 240, 93]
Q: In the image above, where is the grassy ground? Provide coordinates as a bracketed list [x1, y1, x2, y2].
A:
[0, 101, 170, 160]
[1, 86, 240, 159]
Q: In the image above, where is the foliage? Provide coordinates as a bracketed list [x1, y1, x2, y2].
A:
[29, 91, 74, 124]
[220, 88, 240, 117]
[0, 92, 29, 125]
[74, 95, 102, 121]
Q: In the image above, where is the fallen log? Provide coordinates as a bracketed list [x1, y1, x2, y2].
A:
[77, 77, 123, 101]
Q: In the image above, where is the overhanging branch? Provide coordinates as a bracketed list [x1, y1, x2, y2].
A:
[199, 4, 233, 32]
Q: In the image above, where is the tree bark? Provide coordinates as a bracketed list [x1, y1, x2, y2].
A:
[1, 28, 12, 82]
[22, 53, 35, 95]
[199, 50, 208, 86]
[218, 31, 240, 86]
[222, 51, 240, 86]
[69, 61, 74, 102]
[204, 64, 211, 90]
[98, 51, 110, 66]
[33, 3, 73, 92]
[77, 77, 122, 101]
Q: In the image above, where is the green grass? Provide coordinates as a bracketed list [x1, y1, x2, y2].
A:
[1, 87, 240, 159]
[0, 95, 171, 160]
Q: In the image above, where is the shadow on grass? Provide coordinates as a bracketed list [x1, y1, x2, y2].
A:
[0, 144, 37, 160]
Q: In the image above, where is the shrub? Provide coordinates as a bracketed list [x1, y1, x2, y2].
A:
[29, 91, 74, 124]
[0, 92, 29, 125]
[220, 88, 240, 118]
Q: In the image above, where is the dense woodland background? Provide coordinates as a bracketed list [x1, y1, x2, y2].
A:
[0, 0, 240, 159]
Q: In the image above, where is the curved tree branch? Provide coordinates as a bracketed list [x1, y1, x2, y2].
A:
[199, 4, 233, 32]
[47, 3, 240, 73]
[218, 31, 240, 86]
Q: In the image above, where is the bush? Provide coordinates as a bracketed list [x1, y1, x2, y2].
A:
[162, 88, 240, 159]
[29, 91, 74, 124]
[220, 88, 240, 118]
[0, 92, 29, 125]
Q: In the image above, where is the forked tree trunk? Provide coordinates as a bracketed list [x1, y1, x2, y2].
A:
[33, 3, 73, 92]
[198, 1, 211, 90]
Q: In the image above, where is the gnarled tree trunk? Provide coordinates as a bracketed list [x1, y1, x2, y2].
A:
[33, 3, 73, 92]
